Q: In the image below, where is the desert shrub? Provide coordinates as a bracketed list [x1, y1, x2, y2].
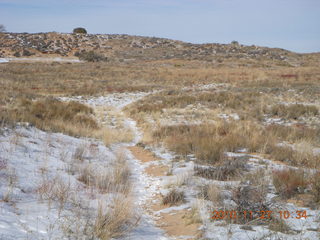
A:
[162, 189, 185, 206]
[13, 51, 21, 57]
[269, 104, 318, 119]
[0, 24, 6, 32]
[195, 156, 249, 180]
[272, 169, 308, 199]
[232, 185, 269, 224]
[73, 27, 87, 34]
[22, 49, 35, 56]
[78, 51, 107, 62]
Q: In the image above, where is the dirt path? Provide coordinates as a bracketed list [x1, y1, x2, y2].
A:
[128, 146, 201, 240]
[64, 93, 202, 239]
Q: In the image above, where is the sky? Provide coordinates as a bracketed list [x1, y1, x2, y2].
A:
[0, 0, 319, 53]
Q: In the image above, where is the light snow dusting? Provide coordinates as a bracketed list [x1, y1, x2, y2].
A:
[1, 90, 319, 240]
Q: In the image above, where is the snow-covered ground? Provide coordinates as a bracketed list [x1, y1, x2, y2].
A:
[0, 126, 169, 239]
[59, 91, 155, 110]
[1, 90, 319, 240]
[58, 92, 171, 239]
[0, 58, 9, 63]
[0, 126, 117, 239]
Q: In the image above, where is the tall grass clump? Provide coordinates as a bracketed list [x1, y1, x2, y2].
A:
[6, 98, 98, 137]
[272, 169, 308, 199]
[269, 104, 318, 119]
[153, 120, 275, 165]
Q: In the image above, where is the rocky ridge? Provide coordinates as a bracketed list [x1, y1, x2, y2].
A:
[0, 32, 319, 66]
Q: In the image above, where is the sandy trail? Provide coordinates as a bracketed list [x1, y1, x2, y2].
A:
[128, 146, 201, 240]
[59, 92, 201, 239]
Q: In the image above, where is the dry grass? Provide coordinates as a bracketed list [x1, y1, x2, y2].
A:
[61, 193, 139, 240]
[153, 121, 275, 165]
[1, 62, 319, 106]
[78, 151, 131, 195]
[195, 156, 248, 180]
[162, 189, 186, 206]
[42, 149, 136, 239]
[73, 144, 86, 162]
[1, 97, 134, 146]
[268, 218, 291, 234]
[269, 104, 318, 119]
[0, 158, 7, 170]
[3, 98, 98, 137]
[266, 124, 320, 145]
[186, 202, 203, 225]
[101, 127, 135, 146]
[201, 184, 223, 206]
[272, 169, 308, 199]
[269, 145, 320, 168]
[310, 172, 320, 206]
[1, 168, 18, 203]
[127, 90, 263, 116]
[232, 185, 269, 224]
[94, 197, 140, 240]
[37, 175, 72, 214]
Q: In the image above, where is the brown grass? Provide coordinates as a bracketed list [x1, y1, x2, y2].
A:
[153, 121, 275, 165]
[201, 184, 223, 206]
[78, 151, 131, 195]
[311, 172, 320, 205]
[232, 185, 269, 224]
[37, 175, 72, 214]
[94, 197, 139, 240]
[269, 104, 318, 119]
[162, 189, 186, 206]
[2, 62, 319, 105]
[127, 90, 263, 116]
[269, 145, 320, 168]
[272, 169, 308, 199]
[268, 218, 291, 234]
[266, 124, 320, 145]
[3, 98, 98, 137]
[195, 156, 248, 180]
[73, 144, 86, 162]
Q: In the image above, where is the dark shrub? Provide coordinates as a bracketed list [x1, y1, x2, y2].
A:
[73, 27, 87, 34]
[0, 24, 5, 32]
[162, 189, 185, 206]
[22, 49, 35, 56]
[13, 51, 21, 57]
[78, 51, 107, 62]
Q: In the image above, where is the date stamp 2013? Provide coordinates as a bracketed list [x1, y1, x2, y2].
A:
[211, 210, 308, 220]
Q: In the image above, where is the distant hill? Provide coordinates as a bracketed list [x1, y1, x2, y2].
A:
[0, 32, 319, 67]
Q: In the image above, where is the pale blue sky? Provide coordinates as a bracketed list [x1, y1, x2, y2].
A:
[0, 0, 319, 53]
